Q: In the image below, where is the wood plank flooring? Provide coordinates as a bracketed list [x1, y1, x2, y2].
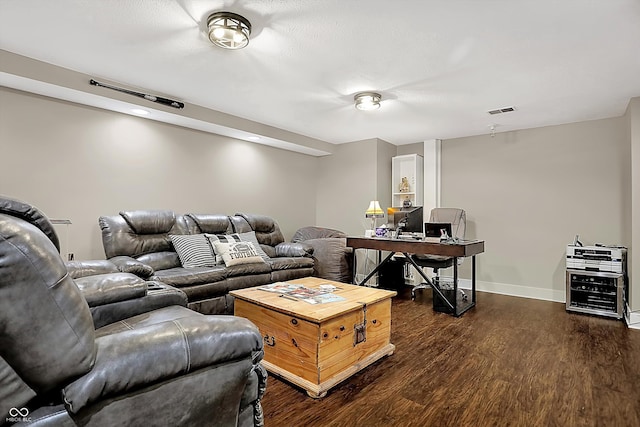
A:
[261, 286, 640, 427]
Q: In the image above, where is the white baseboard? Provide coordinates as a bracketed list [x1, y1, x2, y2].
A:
[456, 278, 566, 303]
[625, 304, 640, 330]
[459, 279, 640, 329]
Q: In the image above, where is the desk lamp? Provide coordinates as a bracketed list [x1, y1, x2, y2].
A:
[365, 201, 385, 234]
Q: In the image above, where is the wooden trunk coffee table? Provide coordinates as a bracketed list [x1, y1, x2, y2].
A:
[230, 277, 396, 398]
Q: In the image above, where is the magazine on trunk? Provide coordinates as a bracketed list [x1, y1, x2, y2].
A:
[258, 282, 346, 304]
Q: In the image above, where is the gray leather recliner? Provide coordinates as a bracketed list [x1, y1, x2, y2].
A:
[290, 226, 353, 283]
[0, 197, 267, 427]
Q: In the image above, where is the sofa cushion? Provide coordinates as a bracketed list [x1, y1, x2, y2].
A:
[184, 213, 233, 235]
[225, 260, 272, 277]
[233, 213, 285, 247]
[170, 234, 216, 268]
[120, 210, 176, 235]
[151, 266, 227, 288]
[268, 256, 314, 271]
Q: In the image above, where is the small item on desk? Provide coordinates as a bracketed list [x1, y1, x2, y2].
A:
[319, 284, 338, 292]
[375, 225, 389, 237]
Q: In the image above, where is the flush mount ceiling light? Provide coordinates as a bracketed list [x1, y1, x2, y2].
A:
[354, 92, 381, 111]
[207, 12, 251, 50]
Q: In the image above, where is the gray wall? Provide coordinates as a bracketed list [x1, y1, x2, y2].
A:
[376, 139, 396, 220]
[0, 87, 318, 259]
[316, 138, 396, 236]
[396, 142, 423, 157]
[2, 84, 637, 315]
[441, 117, 630, 302]
[629, 97, 640, 311]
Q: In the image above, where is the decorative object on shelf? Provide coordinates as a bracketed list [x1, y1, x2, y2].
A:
[354, 92, 381, 110]
[402, 197, 412, 208]
[399, 177, 410, 193]
[207, 11, 252, 50]
[365, 200, 385, 232]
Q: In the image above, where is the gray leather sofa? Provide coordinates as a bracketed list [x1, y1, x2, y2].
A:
[0, 197, 267, 427]
[99, 210, 345, 315]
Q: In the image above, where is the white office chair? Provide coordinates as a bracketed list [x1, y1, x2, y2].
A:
[411, 208, 466, 299]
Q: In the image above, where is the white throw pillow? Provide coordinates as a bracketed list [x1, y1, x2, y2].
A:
[206, 233, 242, 264]
[212, 240, 266, 267]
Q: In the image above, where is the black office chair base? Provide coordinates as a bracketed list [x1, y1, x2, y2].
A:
[411, 282, 430, 300]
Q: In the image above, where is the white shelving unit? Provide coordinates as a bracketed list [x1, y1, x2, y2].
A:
[391, 154, 424, 285]
[391, 154, 424, 208]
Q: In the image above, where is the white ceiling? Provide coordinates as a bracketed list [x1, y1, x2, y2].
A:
[1, 0, 639, 147]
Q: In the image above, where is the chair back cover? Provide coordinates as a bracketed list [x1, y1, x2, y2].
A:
[429, 208, 466, 240]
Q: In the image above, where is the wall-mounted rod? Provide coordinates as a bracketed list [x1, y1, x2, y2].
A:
[89, 79, 184, 109]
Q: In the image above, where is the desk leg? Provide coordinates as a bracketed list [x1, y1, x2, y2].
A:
[355, 250, 396, 287]
[352, 249, 358, 285]
[404, 254, 454, 312]
[453, 256, 477, 317]
[472, 255, 476, 304]
[453, 258, 458, 314]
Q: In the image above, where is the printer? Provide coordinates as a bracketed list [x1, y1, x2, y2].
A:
[566, 245, 627, 274]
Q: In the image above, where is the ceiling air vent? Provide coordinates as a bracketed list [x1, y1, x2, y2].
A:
[487, 106, 515, 115]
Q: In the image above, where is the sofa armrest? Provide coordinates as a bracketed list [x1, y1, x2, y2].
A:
[63, 311, 263, 413]
[275, 242, 313, 258]
[74, 272, 147, 307]
[89, 281, 188, 329]
[108, 255, 155, 277]
[65, 259, 119, 279]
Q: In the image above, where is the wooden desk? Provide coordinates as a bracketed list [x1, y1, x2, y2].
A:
[346, 237, 485, 316]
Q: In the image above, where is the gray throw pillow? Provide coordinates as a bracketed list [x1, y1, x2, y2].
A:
[237, 231, 271, 260]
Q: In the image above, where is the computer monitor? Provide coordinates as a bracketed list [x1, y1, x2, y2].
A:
[390, 206, 424, 234]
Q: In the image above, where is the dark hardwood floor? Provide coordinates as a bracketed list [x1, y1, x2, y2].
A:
[261, 286, 640, 427]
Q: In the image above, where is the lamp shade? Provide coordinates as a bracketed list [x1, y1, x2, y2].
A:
[365, 200, 384, 218]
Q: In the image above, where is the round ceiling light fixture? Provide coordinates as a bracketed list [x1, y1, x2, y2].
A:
[354, 92, 382, 111]
[207, 12, 251, 50]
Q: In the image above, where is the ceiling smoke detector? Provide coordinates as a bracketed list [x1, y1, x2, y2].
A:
[487, 106, 516, 115]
